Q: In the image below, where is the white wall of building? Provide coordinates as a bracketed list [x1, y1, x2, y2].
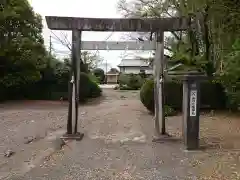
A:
[119, 66, 153, 74]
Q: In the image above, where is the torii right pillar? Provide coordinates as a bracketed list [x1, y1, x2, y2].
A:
[182, 72, 207, 150]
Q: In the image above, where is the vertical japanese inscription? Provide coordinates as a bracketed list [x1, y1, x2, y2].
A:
[190, 90, 197, 117]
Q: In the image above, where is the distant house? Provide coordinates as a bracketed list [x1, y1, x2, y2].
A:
[106, 68, 120, 84]
[118, 58, 153, 75]
[118, 55, 170, 75]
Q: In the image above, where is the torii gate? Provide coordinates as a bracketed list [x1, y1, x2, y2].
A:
[45, 16, 191, 141]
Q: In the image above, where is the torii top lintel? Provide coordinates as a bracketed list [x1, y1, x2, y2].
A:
[45, 16, 190, 32]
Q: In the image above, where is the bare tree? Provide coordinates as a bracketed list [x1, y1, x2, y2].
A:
[117, 0, 184, 53]
[51, 31, 71, 51]
[50, 31, 103, 70]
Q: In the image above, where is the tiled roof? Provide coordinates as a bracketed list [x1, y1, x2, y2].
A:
[118, 55, 170, 67]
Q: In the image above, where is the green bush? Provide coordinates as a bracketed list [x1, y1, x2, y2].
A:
[128, 74, 144, 90]
[88, 73, 100, 84]
[87, 76, 102, 99]
[119, 73, 144, 90]
[0, 72, 102, 103]
[164, 105, 176, 116]
[164, 80, 183, 109]
[200, 81, 226, 109]
[139, 71, 147, 79]
[93, 68, 105, 84]
[140, 79, 154, 112]
[140, 79, 227, 113]
[139, 80, 176, 116]
[220, 39, 240, 110]
[78, 72, 102, 102]
[118, 74, 130, 86]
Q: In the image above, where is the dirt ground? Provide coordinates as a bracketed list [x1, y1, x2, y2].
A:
[1, 89, 240, 179]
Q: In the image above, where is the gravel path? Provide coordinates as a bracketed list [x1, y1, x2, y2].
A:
[1, 90, 240, 179]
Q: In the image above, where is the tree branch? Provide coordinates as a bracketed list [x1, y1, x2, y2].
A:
[51, 31, 71, 51]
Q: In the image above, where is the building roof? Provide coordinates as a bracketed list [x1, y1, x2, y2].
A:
[118, 54, 171, 67]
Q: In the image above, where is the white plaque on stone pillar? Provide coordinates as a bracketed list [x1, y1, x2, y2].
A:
[190, 90, 197, 117]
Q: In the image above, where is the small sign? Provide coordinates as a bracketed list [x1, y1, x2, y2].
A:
[190, 90, 197, 117]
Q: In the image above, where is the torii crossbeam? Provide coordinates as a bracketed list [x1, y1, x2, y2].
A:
[81, 41, 155, 51]
[46, 16, 189, 31]
[45, 16, 192, 141]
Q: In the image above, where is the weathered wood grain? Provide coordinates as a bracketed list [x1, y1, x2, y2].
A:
[45, 16, 190, 31]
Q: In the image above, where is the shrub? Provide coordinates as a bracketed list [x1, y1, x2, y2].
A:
[128, 74, 144, 90]
[164, 105, 176, 116]
[139, 80, 176, 116]
[140, 79, 154, 112]
[200, 80, 226, 109]
[87, 77, 102, 98]
[139, 71, 147, 79]
[164, 80, 182, 109]
[220, 39, 240, 110]
[119, 73, 144, 90]
[79, 72, 102, 102]
[0, 72, 102, 103]
[118, 74, 130, 86]
[140, 78, 227, 113]
[93, 68, 105, 84]
[88, 73, 100, 84]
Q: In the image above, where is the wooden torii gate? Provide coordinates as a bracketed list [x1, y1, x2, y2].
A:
[45, 16, 191, 140]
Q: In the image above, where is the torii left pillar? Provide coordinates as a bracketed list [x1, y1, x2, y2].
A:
[62, 30, 84, 141]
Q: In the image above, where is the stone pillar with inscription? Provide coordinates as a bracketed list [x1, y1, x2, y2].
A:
[182, 72, 206, 150]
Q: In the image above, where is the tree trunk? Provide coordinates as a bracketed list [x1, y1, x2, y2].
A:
[203, 5, 214, 76]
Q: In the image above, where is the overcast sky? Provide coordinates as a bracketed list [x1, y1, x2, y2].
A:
[28, 0, 152, 70]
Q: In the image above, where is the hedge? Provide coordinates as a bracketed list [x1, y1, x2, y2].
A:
[0, 72, 102, 103]
[118, 73, 144, 90]
[140, 79, 227, 113]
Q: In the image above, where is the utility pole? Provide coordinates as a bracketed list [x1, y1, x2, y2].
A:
[105, 60, 108, 84]
[105, 60, 108, 73]
[49, 35, 52, 55]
